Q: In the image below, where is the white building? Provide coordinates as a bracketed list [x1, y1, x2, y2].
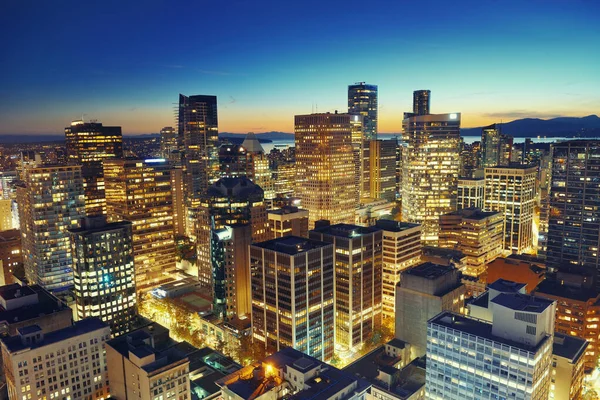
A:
[427, 288, 556, 400]
[0, 318, 111, 400]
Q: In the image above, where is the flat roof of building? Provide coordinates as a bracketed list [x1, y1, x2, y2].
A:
[252, 236, 331, 255]
[491, 293, 554, 313]
[267, 206, 308, 216]
[422, 246, 465, 260]
[553, 332, 588, 363]
[1, 318, 108, 353]
[68, 220, 132, 234]
[311, 223, 381, 238]
[0, 284, 70, 324]
[404, 262, 457, 280]
[443, 207, 500, 220]
[534, 279, 600, 303]
[430, 312, 549, 352]
[0, 229, 20, 241]
[375, 219, 420, 233]
[0, 284, 36, 300]
[488, 279, 527, 294]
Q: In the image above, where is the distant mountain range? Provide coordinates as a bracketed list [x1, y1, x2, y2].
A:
[461, 115, 600, 138]
[1, 116, 598, 144]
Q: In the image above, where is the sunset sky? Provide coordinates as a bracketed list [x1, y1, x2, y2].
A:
[1, 0, 599, 135]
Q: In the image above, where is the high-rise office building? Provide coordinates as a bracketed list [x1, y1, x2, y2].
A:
[412, 90, 430, 116]
[348, 82, 378, 140]
[546, 141, 600, 281]
[375, 220, 422, 319]
[395, 262, 465, 359]
[160, 126, 179, 161]
[104, 159, 177, 291]
[250, 236, 335, 361]
[273, 162, 295, 197]
[428, 289, 556, 400]
[196, 177, 268, 291]
[457, 177, 485, 210]
[267, 206, 309, 239]
[65, 120, 123, 216]
[171, 167, 186, 236]
[484, 165, 537, 254]
[369, 139, 397, 202]
[210, 223, 252, 319]
[402, 112, 461, 244]
[17, 165, 85, 291]
[0, 230, 21, 286]
[295, 113, 356, 228]
[1, 318, 111, 400]
[439, 208, 504, 277]
[481, 124, 513, 167]
[0, 199, 12, 231]
[178, 94, 219, 199]
[69, 216, 136, 336]
[309, 223, 382, 352]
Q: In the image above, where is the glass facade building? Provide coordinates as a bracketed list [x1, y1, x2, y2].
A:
[65, 120, 123, 216]
[348, 82, 377, 140]
[401, 113, 461, 245]
[412, 90, 431, 116]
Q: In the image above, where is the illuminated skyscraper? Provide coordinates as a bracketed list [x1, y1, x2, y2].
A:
[160, 126, 179, 162]
[348, 82, 378, 140]
[402, 112, 461, 244]
[250, 236, 335, 361]
[267, 206, 309, 239]
[16, 165, 85, 291]
[178, 94, 219, 199]
[104, 159, 177, 291]
[69, 216, 136, 336]
[457, 177, 485, 210]
[547, 140, 600, 281]
[481, 124, 513, 167]
[310, 223, 382, 352]
[369, 139, 397, 202]
[295, 112, 356, 228]
[196, 177, 268, 291]
[65, 120, 123, 215]
[412, 90, 430, 116]
[484, 165, 537, 254]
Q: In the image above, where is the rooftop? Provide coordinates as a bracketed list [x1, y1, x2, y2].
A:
[491, 293, 554, 313]
[553, 332, 588, 363]
[311, 223, 381, 238]
[267, 206, 308, 216]
[430, 312, 550, 352]
[252, 236, 331, 255]
[375, 219, 420, 233]
[0, 229, 20, 242]
[534, 279, 600, 303]
[403, 262, 457, 280]
[1, 318, 108, 353]
[443, 207, 501, 221]
[69, 219, 132, 234]
[488, 279, 527, 294]
[0, 284, 36, 301]
[0, 284, 70, 324]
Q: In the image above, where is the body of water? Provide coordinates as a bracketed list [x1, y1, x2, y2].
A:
[263, 136, 592, 153]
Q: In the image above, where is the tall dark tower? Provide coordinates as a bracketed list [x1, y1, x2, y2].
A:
[178, 94, 219, 200]
[348, 82, 378, 140]
[413, 90, 431, 116]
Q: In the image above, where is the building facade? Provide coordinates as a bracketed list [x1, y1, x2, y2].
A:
[69, 216, 136, 336]
[104, 159, 177, 291]
[401, 113, 461, 245]
[412, 90, 430, 116]
[457, 178, 485, 210]
[65, 120, 123, 216]
[267, 206, 309, 239]
[348, 82, 378, 140]
[250, 236, 335, 361]
[309, 223, 383, 352]
[546, 140, 600, 282]
[1, 318, 111, 400]
[375, 220, 422, 320]
[0, 230, 21, 286]
[295, 113, 356, 228]
[369, 139, 397, 202]
[17, 165, 85, 291]
[484, 165, 537, 254]
[438, 208, 504, 277]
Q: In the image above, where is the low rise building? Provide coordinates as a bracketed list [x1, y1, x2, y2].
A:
[267, 206, 309, 239]
[550, 333, 587, 400]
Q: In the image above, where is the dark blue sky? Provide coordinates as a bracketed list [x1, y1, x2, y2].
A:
[1, 0, 599, 134]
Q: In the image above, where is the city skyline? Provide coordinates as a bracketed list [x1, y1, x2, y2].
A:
[2, 1, 599, 135]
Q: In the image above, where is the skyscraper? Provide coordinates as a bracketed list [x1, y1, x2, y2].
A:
[160, 126, 179, 162]
[402, 112, 461, 244]
[546, 140, 600, 281]
[69, 216, 136, 336]
[196, 177, 268, 291]
[348, 82, 378, 140]
[481, 123, 513, 167]
[375, 220, 422, 320]
[267, 206, 309, 239]
[309, 223, 383, 352]
[369, 139, 397, 202]
[104, 158, 177, 291]
[457, 177, 485, 210]
[178, 94, 219, 199]
[295, 112, 356, 228]
[17, 165, 85, 291]
[250, 236, 335, 361]
[412, 90, 430, 116]
[484, 165, 537, 253]
[65, 120, 123, 216]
